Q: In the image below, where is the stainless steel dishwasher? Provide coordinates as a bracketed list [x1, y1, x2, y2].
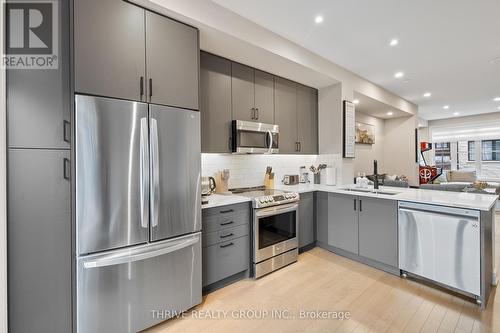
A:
[398, 201, 480, 299]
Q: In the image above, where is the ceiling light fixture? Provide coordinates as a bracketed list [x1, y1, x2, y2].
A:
[314, 15, 323, 24]
[394, 72, 404, 78]
[353, 99, 360, 104]
[453, 112, 460, 116]
[387, 111, 394, 116]
[423, 92, 431, 98]
[389, 39, 399, 46]
[494, 97, 500, 102]
[443, 105, 450, 109]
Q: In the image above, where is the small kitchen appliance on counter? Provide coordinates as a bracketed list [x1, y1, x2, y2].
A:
[230, 186, 299, 278]
[201, 176, 216, 198]
[282, 174, 299, 185]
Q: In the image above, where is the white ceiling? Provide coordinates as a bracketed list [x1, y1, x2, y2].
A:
[212, 0, 500, 120]
[354, 92, 408, 120]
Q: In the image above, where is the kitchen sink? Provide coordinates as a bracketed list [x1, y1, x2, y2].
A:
[341, 188, 400, 196]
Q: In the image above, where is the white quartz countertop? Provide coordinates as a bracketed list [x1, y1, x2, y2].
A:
[201, 193, 251, 209]
[202, 184, 498, 211]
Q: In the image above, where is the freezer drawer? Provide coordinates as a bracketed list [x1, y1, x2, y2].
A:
[77, 233, 202, 333]
[398, 202, 480, 296]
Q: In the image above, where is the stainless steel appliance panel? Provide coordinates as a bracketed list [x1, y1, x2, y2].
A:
[76, 95, 149, 255]
[398, 202, 481, 296]
[232, 120, 279, 154]
[150, 105, 201, 241]
[77, 233, 202, 333]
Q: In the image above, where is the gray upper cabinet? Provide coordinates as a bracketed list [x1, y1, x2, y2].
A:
[232, 62, 256, 122]
[231, 62, 274, 123]
[8, 149, 71, 333]
[74, 0, 146, 101]
[254, 70, 274, 124]
[200, 52, 232, 153]
[146, 11, 199, 110]
[298, 192, 315, 248]
[275, 77, 298, 153]
[328, 193, 359, 255]
[7, 0, 70, 149]
[297, 84, 318, 154]
[358, 197, 398, 267]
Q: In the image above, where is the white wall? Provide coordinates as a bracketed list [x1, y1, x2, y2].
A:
[0, 0, 7, 330]
[202, 154, 342, 188]
[354, 113, 385, 177]
[383, 116, 419, 186]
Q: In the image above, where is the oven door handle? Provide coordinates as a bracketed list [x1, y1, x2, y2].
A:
[255, 203, 298, 218]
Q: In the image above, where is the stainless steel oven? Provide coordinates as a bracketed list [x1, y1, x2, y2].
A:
[253, 202, 298, 278]
[232, 120, 279, 154]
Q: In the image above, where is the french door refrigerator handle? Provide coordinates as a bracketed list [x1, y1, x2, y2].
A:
[150, 118, 160, 227]
[82, 234, 200, 268]
[140, 118, 150, 228]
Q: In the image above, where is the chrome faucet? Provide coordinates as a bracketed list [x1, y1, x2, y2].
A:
[373, 160, 379, 190]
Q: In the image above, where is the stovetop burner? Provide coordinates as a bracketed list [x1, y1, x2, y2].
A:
[230, 186, 299, 208]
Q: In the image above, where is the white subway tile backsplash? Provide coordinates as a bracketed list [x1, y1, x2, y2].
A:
[202, 154, 343, 188]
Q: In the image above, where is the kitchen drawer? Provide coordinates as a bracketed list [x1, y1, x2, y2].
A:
[203, 224, 249, 248]
[202, 202, 250, 218]
[202, 204, 250, 233]
[203, 235, 249, 286]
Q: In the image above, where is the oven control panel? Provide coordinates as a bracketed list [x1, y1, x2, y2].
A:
[255, 193, 299, 208]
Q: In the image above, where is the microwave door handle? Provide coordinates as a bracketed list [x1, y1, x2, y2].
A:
[140, 118, 149, 228]
[267, 130, 273, 153]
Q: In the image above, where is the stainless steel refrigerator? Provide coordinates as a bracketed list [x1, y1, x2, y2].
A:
[75, 94, 201, 333]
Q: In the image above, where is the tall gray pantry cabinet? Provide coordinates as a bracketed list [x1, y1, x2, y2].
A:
[7, 0, 200, 332]
[7, 0, 71, 332]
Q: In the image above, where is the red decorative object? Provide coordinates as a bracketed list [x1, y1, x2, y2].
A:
[419, 166, 439, 184]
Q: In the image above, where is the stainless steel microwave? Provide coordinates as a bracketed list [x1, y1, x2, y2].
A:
[231, 120, 279, 154]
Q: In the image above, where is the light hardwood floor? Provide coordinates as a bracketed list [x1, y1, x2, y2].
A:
[145, 213, 500, 333]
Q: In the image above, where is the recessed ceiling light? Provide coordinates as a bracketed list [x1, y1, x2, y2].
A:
[387, 111, 394, 116]
[453, 112, 460, 116]
[443, 105, 450, 109]
[314, 15, 323, 24]
[353, 99, 360, 104]
[423, 92, 431, 98]
[389, 39, 399, 46]
[394, 72, 404, 78]
[494, 97, 500, 102]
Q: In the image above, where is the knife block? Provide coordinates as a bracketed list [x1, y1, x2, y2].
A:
[264, 173, 274, 189]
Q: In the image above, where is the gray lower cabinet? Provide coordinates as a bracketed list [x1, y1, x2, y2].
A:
[328, 193, 359, 254]
[8, 149, 71, 333]
[74, 0, 146, 101]
[7, 0, 70, 149]
[298, 192, 314, 248]
[297, 84, 318, 154]
[200, 52, 232, 153]
[315, 191, 329, 245]
[146, 10, 199, 109]
[275, 77, 298, 153]
[202, 203, 250, 287]
[358, 197, 398, 267]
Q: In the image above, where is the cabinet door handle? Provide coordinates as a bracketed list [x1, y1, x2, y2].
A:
[63, 120, 70, 143]
[140, 76, 144, 99]
[220, 233, 234, 239]
[149, 78, 153, 99]
[220, 221, 234, 226]
[250, 108, 255, 120]
[354, 198, 357, 211]
[298, 142, 301, 152]
[255, 107, 259, 120]
[220, 209, 234, 214]
[63, 158, 70, 180]
[359, 199, 362, 212]
[220, 242, 234, 248]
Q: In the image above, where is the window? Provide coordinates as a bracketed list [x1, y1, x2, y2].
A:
[468, 140, 500, 161]
[434, 142, 451, 170]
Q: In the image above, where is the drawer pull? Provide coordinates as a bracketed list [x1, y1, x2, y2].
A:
[220, 209, 234, 214]
[220, 242, 234, 248]
[220, 233, 234, 239]
[220, 221, 234, 226]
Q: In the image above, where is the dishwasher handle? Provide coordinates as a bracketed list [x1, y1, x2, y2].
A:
[399, 207, 479, 222]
